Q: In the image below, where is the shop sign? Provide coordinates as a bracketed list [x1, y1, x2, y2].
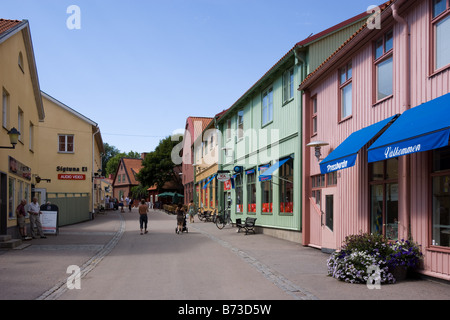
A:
[217, 173, 230, 182]
[9, 156, 31, 181]
[58, 174, 86, 180]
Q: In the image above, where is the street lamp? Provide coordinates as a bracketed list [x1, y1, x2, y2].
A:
[307, 141, 329, 162]
[0, 128, 21, 149]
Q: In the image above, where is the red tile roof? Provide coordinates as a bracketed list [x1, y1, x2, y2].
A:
[0, 19, 22, 36]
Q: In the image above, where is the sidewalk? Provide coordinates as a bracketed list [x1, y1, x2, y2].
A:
[188, 216, 450, 300]
[1, 209, 449, 300]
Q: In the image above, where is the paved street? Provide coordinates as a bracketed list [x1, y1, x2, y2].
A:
[1, 209, 450, 301]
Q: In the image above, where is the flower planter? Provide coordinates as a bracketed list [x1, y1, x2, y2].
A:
[390, 266, 408, 282]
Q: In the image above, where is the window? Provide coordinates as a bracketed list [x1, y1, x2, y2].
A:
[325, 195, 334, 231]
[339, 62, 352, 119]
[374, 30, 393, 101]
[237, 110, 244, 140]
[283, 67, 294, 103]
[311, 174, 325, 208]
[29, 122, 34, 151]
[226, 119, 232, 141]
[280, 158, 294, 214]
[235, 174, 243, 213]
[369, 158, 398, 240]
[2, 89, 9, 129]
[431, 146, 450, 247]
[327, 171, 337, 186]
[311, 96, 318, 136]
[246, 169, 256, 213]
[58, 134, 74, 153]
[262, 86, 273, 126]
[432, 0, 450, 71]
[260, 165, 272, 214]
[18, 108, 23, 143]
[18, 52, 24, 73]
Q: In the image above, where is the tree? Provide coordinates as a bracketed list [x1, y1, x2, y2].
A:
[105, 150, 141, 176]
[102, 143, 120, 176]
[136, 136, 183, 192]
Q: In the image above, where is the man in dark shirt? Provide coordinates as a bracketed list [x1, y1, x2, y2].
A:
[16, 199, 30, 240]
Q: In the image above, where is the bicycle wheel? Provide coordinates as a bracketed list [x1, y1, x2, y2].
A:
[215, 216, 225, 229]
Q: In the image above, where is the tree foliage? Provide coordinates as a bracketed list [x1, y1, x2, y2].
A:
[136, 136, 182, 192]
[105, 150, 141, 176]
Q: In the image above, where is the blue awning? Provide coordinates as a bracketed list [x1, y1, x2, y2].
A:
[259, 157, 291, 181]
[202, 174, 217, 190]
[368, 93, 450, 163]
[319, 115, 398, 174]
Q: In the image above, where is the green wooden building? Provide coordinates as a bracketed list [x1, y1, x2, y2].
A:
[215, 10, 370, 243]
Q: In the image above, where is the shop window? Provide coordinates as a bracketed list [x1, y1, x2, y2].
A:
[431, 147, 450, 247]
[246, 169, 256, 213]
[280, 158, 294, 214]
[374, 30, 393, 101]
[259, 165, 272, 214]
[235, 174, 243, 213]
[369, 158, 399, 240]
[432, 0, 450, 71]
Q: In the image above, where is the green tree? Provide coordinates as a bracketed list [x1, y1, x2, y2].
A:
[105, 150, 141, 176]
[102, 143, 120, 176]
[136, 136, 182, 192]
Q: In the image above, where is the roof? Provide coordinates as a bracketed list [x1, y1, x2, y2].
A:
[122, 158, 143, 186]
[218, 7, 373, 122]
[185, 117, 214, 147]
[0, 19, 22, 36]
[299, 0, 396, 90]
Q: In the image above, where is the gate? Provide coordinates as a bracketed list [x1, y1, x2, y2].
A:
[47, 193, 90, 226]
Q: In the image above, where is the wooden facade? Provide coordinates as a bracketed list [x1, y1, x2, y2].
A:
[300, 0, 450, 280]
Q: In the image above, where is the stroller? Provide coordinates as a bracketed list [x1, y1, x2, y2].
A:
[175, 214, 188, 234]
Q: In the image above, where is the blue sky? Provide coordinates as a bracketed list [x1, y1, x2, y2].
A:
[1, 0, 380, 154]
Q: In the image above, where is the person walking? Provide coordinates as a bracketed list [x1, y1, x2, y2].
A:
[176, 203, 185, 234]
[188, 200, 195, 223]
[27, 197, 46, 239]
[138, 199, 149, 235]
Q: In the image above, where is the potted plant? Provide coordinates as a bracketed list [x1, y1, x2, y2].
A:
[387, 239, 423, 281]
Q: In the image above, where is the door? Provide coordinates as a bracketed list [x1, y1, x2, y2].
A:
[32, 188, 47, 206]
[0, 173, 7, 234]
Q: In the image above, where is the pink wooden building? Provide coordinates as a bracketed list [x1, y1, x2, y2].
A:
[300, 0, 450, 281]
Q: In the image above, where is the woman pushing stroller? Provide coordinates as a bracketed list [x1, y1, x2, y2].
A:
[176, 203, 187, 234]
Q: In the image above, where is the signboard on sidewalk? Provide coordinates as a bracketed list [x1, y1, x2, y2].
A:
[40, 204, 59, 235]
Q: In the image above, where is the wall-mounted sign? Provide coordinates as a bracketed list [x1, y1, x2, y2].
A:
[9, 156, 31, 181]
[56, 166, 88, 173]
[58, 174, 86, 181]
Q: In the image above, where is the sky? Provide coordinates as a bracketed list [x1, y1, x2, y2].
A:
[1, 0, 382, 154]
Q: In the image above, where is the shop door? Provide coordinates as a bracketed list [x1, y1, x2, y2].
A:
[0, 173, 7, 234]
[321, 190, 336, 250]
[32, 188, 47, 206]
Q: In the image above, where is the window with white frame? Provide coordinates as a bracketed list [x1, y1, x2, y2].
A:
[283, 67, 294, 103]
[18, 108, 23, 142]
[29, 122, 34, 151]
[262, 86, 273, 126]
[374, 30, 393, 101]
[237, 110, 244, 140]
[2, 89, 9, 129]
[339, 62, 352, 119]
[58, 134, 74, 153]
[432, 0, 450, 71]
[226, 119, 232, 141]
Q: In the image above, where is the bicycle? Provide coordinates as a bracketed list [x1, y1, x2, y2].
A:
[215, 208, 232, 230]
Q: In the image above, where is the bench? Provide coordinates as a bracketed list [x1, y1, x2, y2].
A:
[236, 217, 257, 235]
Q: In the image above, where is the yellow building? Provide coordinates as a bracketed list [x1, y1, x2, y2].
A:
[37, 92, 104, 226]
[0, 19, 45, 237]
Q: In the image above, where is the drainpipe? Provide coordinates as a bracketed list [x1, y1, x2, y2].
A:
[392, 1, 411, 240]
[92, 127, 100, 215]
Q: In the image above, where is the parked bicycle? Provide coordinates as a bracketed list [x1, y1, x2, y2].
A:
[197, 209, 215, 222]
[215, 207, 232, 230]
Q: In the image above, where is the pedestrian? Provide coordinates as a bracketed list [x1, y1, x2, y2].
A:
[27, 197, 46, 239]
[119, 196, 125, 213]
[129, 198, 133, 212]
[16, 199, 30, 240]
[138, 199, 149, 235]
[188, 200, 195, 223]
[176, 203, 185, 234]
